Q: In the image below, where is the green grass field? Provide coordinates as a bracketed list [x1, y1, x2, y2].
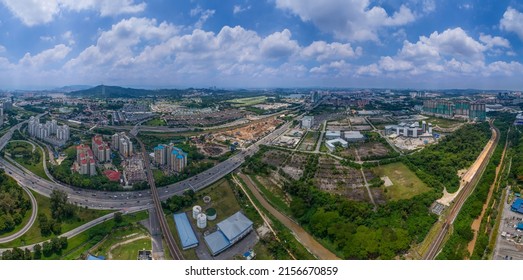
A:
[372, 162, 431, 201]
[6, 141, 51, 181]
[228, 96, 267, 107]
[424, 117, 464, 128]
[58, 211, 148, 260]
[110, 237, 151, 260]
[88, 225, 151, 260]
[197, 179, 242, 228]
[144, 118, 167, 126]
[0, 191, 113, 248]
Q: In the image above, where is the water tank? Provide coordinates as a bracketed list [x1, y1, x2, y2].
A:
[197, 213, 207, 229]
[206, 208, 217, 221]
[192, 205, 202, 219]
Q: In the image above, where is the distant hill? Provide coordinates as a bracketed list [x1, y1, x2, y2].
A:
[67, 85, 186, 98]
[53, 85, 92, 92]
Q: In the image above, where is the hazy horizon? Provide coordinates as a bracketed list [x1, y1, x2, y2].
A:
[1, 1, 523, 90]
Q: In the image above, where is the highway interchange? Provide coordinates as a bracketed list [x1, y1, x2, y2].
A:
[0, 120, 292, 210]
[0, 113, 293, 250]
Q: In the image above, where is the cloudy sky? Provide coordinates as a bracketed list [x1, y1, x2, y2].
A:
[1, 0, 523, 90]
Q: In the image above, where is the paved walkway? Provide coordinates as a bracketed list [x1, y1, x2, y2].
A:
[238, 173, 340, 260]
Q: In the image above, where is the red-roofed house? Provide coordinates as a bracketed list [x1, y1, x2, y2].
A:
[104, 170, 121, 182]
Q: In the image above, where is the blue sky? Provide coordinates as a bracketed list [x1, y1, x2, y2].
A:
[1, 0, 523, 90]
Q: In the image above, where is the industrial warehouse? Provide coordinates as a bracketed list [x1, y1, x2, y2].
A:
[173, 213, 199, 250]
[172, 207, 254, 257]
[203, 211, 254, 256]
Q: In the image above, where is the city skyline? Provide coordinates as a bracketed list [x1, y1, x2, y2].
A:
[0, 0, 523, 90]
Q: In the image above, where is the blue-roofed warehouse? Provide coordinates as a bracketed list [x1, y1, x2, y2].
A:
[173, 213, 199, 250]
[204, 211, 253, 256]
[87, 254, 105, 260]
[511, 198, 523, 214]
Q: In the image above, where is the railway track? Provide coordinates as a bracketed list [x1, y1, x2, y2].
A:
[136, 137, 184, 260]
[424, 122, 500, 260]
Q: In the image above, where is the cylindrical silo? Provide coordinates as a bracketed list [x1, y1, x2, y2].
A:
[206, 208, 217, 221]
[192, 205, 201, 219]
[197, 213, 207, 229]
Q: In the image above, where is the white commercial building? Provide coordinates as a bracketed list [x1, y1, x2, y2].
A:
[385, 121, 432, 138]
[326, 138, 348, 152]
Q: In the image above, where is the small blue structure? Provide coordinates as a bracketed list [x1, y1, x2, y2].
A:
[511, 198, 523, 214]
[204, 211, 253, 256]
[87, 254, 105, 260]
[173, 213, 199, 250]
[517, 223, 523, 231]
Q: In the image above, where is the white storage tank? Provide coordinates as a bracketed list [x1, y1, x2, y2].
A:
[192, 205, 202, 219]
[197, 213, 207, 229]
[206, 208, 217, 221]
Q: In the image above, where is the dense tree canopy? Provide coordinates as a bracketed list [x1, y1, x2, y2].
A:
[0, 170, 30, 234]
[407, 123, 491, 193]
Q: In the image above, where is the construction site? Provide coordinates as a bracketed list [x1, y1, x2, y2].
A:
[214, 117, 283, 147]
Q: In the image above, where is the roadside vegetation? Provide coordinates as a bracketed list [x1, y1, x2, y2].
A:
[3, 141, 50, 181]
[437, 114, 514, 259]
[0, 170, 31, 236]
[0, 190, 112, 249]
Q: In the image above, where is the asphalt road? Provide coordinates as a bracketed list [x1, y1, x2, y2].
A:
[0, 205, 151, 252]
[0, 118, 293, 211]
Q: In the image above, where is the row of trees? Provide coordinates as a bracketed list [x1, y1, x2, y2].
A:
[1, 237, 68, 260]
[162, 190, 197, 213]
[38, 189, 78, 236]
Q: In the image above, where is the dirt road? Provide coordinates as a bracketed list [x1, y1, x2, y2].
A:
[238, 173, 340, 260]
[467, 128, 509, 255]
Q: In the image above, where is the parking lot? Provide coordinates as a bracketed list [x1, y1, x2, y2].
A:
[494, 189, 523, 260]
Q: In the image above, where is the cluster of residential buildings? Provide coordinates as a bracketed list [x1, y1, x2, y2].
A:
[71, 135, 111, 176]
[111, 132, 133, 158]
[0, 100, 11, 127]
[423, 100, 486, 121]
[92, 135, 111, 163]
[71, 144, 97, 176]
[28, 116, 70, 147]
[72, 135, 113, 176]
[385, 121, 434, 138]
[153, 144, 188, 173]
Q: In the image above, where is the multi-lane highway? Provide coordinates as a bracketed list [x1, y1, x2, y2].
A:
[0, 115, 293, 211]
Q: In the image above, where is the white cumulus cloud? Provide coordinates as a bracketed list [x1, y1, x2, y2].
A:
[0, 0, 146, 26]
[275, 0, 415, 42]
[500, 7, 523, 40]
